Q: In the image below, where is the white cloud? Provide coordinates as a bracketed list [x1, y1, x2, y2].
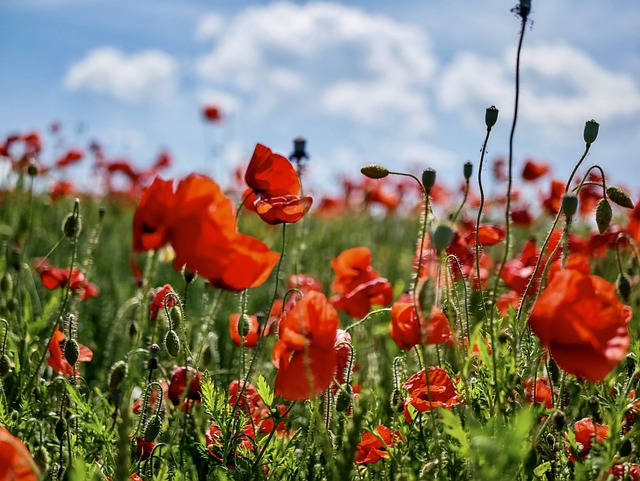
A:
[195, 13, 224, 41]
[436, 42, 640, 141]
[65, 47, 178, 103]
[195, 2, 436, 131]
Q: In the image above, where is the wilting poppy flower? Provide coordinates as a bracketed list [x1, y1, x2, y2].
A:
[355, 425, 402, 464]
[402, 367, 461, 422]
[528, 265, 631, 382]
[272, 291, 339, 400]
[566, 418, 608, 461]
[132, 177, 176, 252]
[47, 327, 93, 376]
[522, 159, 550, 181]
[522, 377, 554, 409]
[244, 144, 312, 225]
[389, 294, 452, 350]
[229, 314, 260, 348]
[329, 246, 393, 318]
[0, 427, 40, 481]
[466, 224, 506, 246]
[168, 366, 202, 407]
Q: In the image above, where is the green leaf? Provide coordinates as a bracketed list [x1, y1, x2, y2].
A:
[533, 461, 551, 477]
[256, 374, 274, 407]
[440, 409, 470, 454]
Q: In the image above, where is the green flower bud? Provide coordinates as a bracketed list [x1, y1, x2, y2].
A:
[164, 329, 180, 357]
[485, 106, 499, 129]
[237, 315, 251, 338]
[64, 339, 79, 366]
[62, 213, 82, 240]
[463, 161, 473, 180]
[55, 418, 67, 441]
[335, 384, 353, 412]
[587, 395, 600, 415]
[584, 119, 599, 144]
[422, 168, 436, 191]
[144, 414, 162, 442]
[108, 360, 128, 393]
[620, 438, 633, 457]
[0, 354, 12, 378]
[553, 410, 566, 430]
[27, 160, 39, 177]
[1, 273, 13, 294]
[431, 224, 455, 252]
[607, 186, 635, 209]
[595, 198, 612, 234]
[360, 164, 389, 179]
[561, 194, 578, 220]
[169, 306, 182, 330]
[617, 273, 631, 302]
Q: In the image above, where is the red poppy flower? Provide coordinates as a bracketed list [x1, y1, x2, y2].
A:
[522, 159, 550, 181]
[334, 329, 352, 386]
[47, 327, 93, 376]
[522, 377, 554, 409]
[229, 314, 260, 348]
[402, 367, 461, 422]
[542, 179, 565, 216]
[566, 418, 608, 461]
[129, 475, 144, 481]
[272, 291, 339, 400]
[466, 224, 506, 246]
[202, 105, 223, 123]
[364, 179, 400, 212]
[49, 180, 75, 202]
[528, 265, 631, 382]
[149, 284, 176, 321]
[0, 427, 40, 481]
[329, 247, 393, 318]
[134, 437, 154, 461]
[609, 464, 640, 480]
[288, 273, 323, 295]
[355, 425, 401, 464]
[511, 207, 533, 226]
[55, 148, 84, 168]
[35, 261, 99, 301]
[132, 176, 176, 252]
[389, 295, 452, 350]
[168, 366, 202, 407]
[243, 144, 312, 225]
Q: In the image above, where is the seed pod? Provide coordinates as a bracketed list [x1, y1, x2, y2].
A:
[485, 106, 499, 129]
[595, 198, 612, 234]
[164, 329, 180, 357]
[64, 339, 79, 366]
[607, 186, 635, 209]
[108, 360, 128, 393]
[617, 274, 631, 302]
[584, 119, 599, 144]
[335, 384, 352, 412]
[360, 164, 389, 179]
[144, 414, 162, 442]
[422, 168, 436, 192]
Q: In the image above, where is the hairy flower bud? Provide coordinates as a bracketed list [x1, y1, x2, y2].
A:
[617, 273, 631, 302]
[144, 414, 162, 442]
[422, 168, 436, 191]
[485, 106, 499, 129]
[65, 339, 79, 366]
[584, 119, 599, 144]
[431, 224, 455, 253]
[595, 198, 612, 234]
[607, 186, 634, 209]
[335, 384, 353, 412]
[360, 164, 389, 179]
[164, 329, 180, 357]
[561, 194, 578, 220]
[463, 161, 473, 180]
[62, 213, 82, 240]
[108, 360, 128, 393]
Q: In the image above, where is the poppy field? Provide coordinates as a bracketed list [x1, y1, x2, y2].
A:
[3, 2, 640, 480]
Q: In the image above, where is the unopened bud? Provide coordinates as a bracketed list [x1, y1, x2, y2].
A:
[595, 198, 612, 234]
[108, 360, 128, 393]
[617, 274, 631, 302]
[584, 119, 599, 144]
[0, 354, 11, 378]
[169, 306, 182, 329]
[518, 0, 531, 19]
[64, 339, 79, 366]
[164, 329, 180, 357]
[335, 384, 353, 412]
[463, 161, 473, 180]
[62, 213, 82, 240]
[238, 315, 251, 338]
[561, 194, 578, 220]
[390, 388, 404, 413]
[485, 106, 499, 129]
[431, 224, 455, 253]
[55, 418, 67, 441]
[360, 164, 389, 179]
[27, 160, 39, 177]
[607, 186, 634, 209]
[552, 410, 566, 430]
[587, 395, 600, 415]
[1, 273, 13, 294]
[422, 168, 436, 191]
[144, 414, 162, 442]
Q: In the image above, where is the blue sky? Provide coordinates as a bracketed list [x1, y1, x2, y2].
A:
[2, 0, 640, 196]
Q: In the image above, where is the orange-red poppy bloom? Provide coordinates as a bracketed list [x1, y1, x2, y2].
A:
[202, 105, 223, 123]
[329, 246, 393, 318]
[229, 314, 260, 348]
[272, 291, 339, 400]
[49, 180, 75, 202]
[566, 418, 608, 462]
[389, 295, 452, 350]
[243, 144, 312, 225]
[528, 265, 631, 382]
[55, 148, 84, 168]
[522, 377, 554, 409]
[0, 427, 39, 481]
[35, 262, 99, 301]
[466, 224, 506, 246]
[355, 425, 402, 464]
[609, 464, 640, 480]
[149, 284, 176, 321]
[132, 176, 175, 252]
[522, 159, 550, 181]
[168, 366, 202, 407]
[402, 367, 461, 422]
[47, 327, 93, 376]
[542, 179, 565, 216]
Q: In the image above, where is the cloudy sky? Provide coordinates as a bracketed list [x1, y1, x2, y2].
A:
[2, 0, 640, 194]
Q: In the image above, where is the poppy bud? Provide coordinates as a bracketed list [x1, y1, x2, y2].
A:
[360, 164, 389, 179]
[552, 410, 565, 430]
[144, 414, 162, 442]
[0, 354, 11, 378]
[164, 330, 180, 357]
[65, 339, 79, 366]
[108, 360, 128, 393]
[335, 384, 352, 412]
[149, 343, 161, 354]
[498, 329, 512, 344]
[620, 438, 633, 457]
[183, 269, 196, 284]
[289, 137, 308, 162]
[587, 395, 600, 415]
[128, 320, 139, 340]
[431, 224, 454, 253]
[237, 315, 250, 338]
[584, 119, 599, 144]
[548, 358, 560, 385]
[419, 278, 436, 320]
[485, 106, 499, 129]
[201, 345, 212, 367]
[595, 198, 612, 234]
[147, 357, 158, 371]
[422, 168, 436, 191]
[55, 418, 67, 441]
[1, 273, 12, 294]
[27, 159, 39, 177]
[390, 388, 403, 413]
[626, 353, 636, 377]
[34, 445, 50, 472]
[607, 186, 635, 209]
[463, 161, 473, 180]
[518, 0, 531, 19]
[169, 306, 182, 330]
[561, 194, 578, 220]
[617, 273, 631, 302]
[62, 213, 82, 240]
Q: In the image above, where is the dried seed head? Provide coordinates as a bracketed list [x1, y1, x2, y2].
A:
[485, 106, 499, 129]
[607, 186, 635, 209]
[584, 119, 599, 144]
[595, 198, 612, 234]
[360, 164, 389, 179]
